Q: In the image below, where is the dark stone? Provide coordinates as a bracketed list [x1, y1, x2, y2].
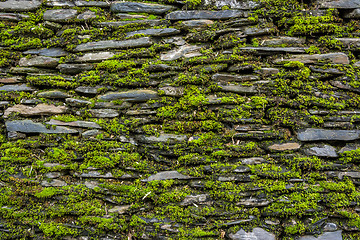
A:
[229, 228, 276, 240]
[299, 230, 342, 240]
[239, 47, 307, 55]
[142, 171, 192, 182]
[37, 90, 70, 99]
[304, 145, 338, 157]
[126, 28, 180, 37]
[0, 12, 29, 21]
[166, 10, 247, 20]
[43, 9, 78, 23]
[0, 84, 34, 92]
[98, 90, 159, 102]
[110, 1, 175, 14]
[46, 119, 101, 129]
[5, 120, 77, 134]
[74, 0, 110, 7]
[73, 37, 153, 52]
[343, 9, 360, 18]
[96, 19, 166, 28]
[297, 128, 360, 141]
[0, 0, 42, 12]
[57, 63, 94, 74]
[147, 64, 179, 72]
[335, 38, 360, 47]
[24, 48, 68, 57]
[310, 66, 344, 75]
[318, 0, 360, 9]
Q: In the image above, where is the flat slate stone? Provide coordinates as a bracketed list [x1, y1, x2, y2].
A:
[45, 0, 74, 7]
[4, 104, 67, 118]
[274, 53, 349, 65]
[335, 38, 360, 47]
[77, 10, 97, 20]
[305, 145, 338, 157]
[74, 0, 110, 7]
[218, 83, 257, 94]
[142, 171, 192, 182]
[97, 19, 165, 28]
[299, 230, 342, 240]
[237, 198, 271, 207]
[202, 0, 260, 9]
[57, 63, 94, 74]
[158, 86, 184, 97]
[179, 194, 210, 206]
[343, 8, 360, 18]
[75, 86, 103, 95]
[181, 19, 214, 29]
[161, 44, 202, 61]
[73, 37, 153, 52]
[75, 52, 115, 63]
[297, 128, 360, 141]
[212, 73, 259, 82]
[262, 36, 306, 46]
[138, 133, 187, 144]
[47, 119, 101, 129]
[110, 1, 175, 14]
[19, 56, 60, 68]
[88, 109, 119, 118]
[0, 12, 29, 21]
[318, 0, 360, 9]
[268, 142, 301, 151]
[98, 90, 158, 102]
[126, 28, 180, 37]
[240, 47, 306, 55]
[229, 228, 276, 240]
[37, 90, 70, 99]
[24, 48, 68, 57]
[43, 9, 78, 23]
[0, 0, 42, 11]
[0, 84, 34, 92]
[166, 10, 247, 20]
[65, 98, 92, 107]
[243, 27, 275, 36]
[5, 120, 77, 134]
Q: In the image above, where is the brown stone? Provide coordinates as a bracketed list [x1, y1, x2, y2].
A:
[4, 104, 67, 118]
[268, 142, 301, 151]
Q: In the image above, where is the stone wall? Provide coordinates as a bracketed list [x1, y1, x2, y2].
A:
[0, 0, 360, 239]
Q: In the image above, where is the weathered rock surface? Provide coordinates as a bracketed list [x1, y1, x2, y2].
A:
[87, 109, 119, 118]
[161, 44, 202, 61]
[73, 37, 153, 52]
[4, 104, 67, 118]
[212, 73, 259, 82]
[318, 0, 360, 9]
[297, 128, 360, 141]
[218, 83, 257, 94]
[142, 171, 192, 182]
[262, 36, 306, 46]
[0, 84, 34, 92]
[57, 63, 94, 74]
[126, 28, 180, 38]
[229, 228, 276, 240]
[180, 19, 214, 29]
[46, 119, 101, 129]
[343, 8, 360, 18]
[299, 230, 342, 240]
[37, 90, 70, 99]
[0, 12, 29, 21]
[268, 142, 301, 151]
[137, 134, 187, 144]
[203, 0, 260, 9]
[5, 120, 77, 134]
[240, 47, 307, 55]
[75, 52, 115, 63]
[166, 10, 247, 20]
[24, 48, 68, 57]
[0, 0, 42, 11]
[43, 9, 78, 22]
[19, 56, 60, 68]
[98, 90, 158, 102]
[305, 145, 338, 157]
[275, 53, 350, 64]
[110, 2, 175, 14]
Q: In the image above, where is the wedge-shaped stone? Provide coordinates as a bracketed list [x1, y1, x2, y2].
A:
[46, 119, 101, 129]
[43, 9, 78, 23]
[0, 0, 42, 11]
[318, 0, 360, 9]
[73, 37, 153, 52]
[166, 10, 247, 20]
[4, 104, 67, 118]
[98, 90, 158, 102]
[110, 2, 175, 14]
[6, 120, 77, 134]
[274, 53, 349, 64]
[297, 128, 360, 141]
[126, 28, 180, 37]
[19, 56, 60, 68]
[142, 171, 192, 182]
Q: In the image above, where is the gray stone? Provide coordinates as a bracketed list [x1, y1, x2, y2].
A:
[318, 0, 360, 9]
[75, 171, 114, 178]
[75, 52, 115, 63]
[237, 198, 271, 207]
[142, 171, 192, 182]
[243, 27, 274, 36]
[161, 44, 202, 61]
[126, 109, 157, 115]
[43, 9, 78, 23]
[98, 90, 158, 102]
[41, 179, 67, 187]
[241, 157, 266, 165]
[274, 53, 350, 65]
[181, 19, 214, 29]
[4, 104, 67, 118]
[37, 91, 70, 99]
[75, 0, 110, 7]
[297, 128, 360, 141]
[240, 47, 306, 55]
[45, 0, 74, 7]
[94, 101, 132, 109]
[137, 134, 187, 144]
[57, 64, 94, 74]
[47, 119, 101, 129]
[19, 56, 60, 68]
[324, 223, 338, 232]
[299, 230, 342, 240]
[24, 48, 68, 57]
[110, 1, 175, 14]
[218, 83, 257, 94]
[212, 74, 259, 82]
[5, 120, 77, 134]
[88, 109, 119, 118]
[229, 228, 276, 240]
[343, 8, 360, 18]
[82, 129, 101, 137]
[77, 11, 97, 21]
[0, 0, 42, 12]
[255, 68, 280, 77]
[339, 172, 360, 179]
[115, 13, 147, 19]
[305, 145, 338, 157]
[0, 84, 34, 92]
[126, 28, 180, 38]
[262, 36, 306, 46]
[108, 205, 131, 214]
[96, 19, 165, 28]
[335, 38, 360, 47]
[158, 86, 184, 97]
[21, 99, 42, 105]
[75, 86, 103, 95]
[180, 194, 210, 206]
[65, 98, 92, 107]
[0, 77, 22, 84]
[73, 37, 153, 52]
[268, 142, 301, 151]
[147, 64, 179, 72]
[0, 13, 29, 21]
[45, 172, 61, 179]
[166, 10, 247, 20]
[203, 0, 260, 9]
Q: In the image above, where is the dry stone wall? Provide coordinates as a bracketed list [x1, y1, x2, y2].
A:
[0, 0, 360, 239]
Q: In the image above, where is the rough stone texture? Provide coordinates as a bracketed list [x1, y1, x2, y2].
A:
[166, 10, 247, 20]
[43, 9, 78, 22]
[4, 104, 67, 118]
[142, 171, 192, 182]
[203, 0, 260, 9]
[229, 228, 276, 240]
[297, 128, 360, 141]
[75, 51, 115, 63]
[305, 145, 338, 157]
[0, 84, 34, 92]
[24, 48, 68, 57]
[161, 44, 202, 61]
[317, 0, 360, 9]
[37, 90, 70, 99]
[0, 0, 42, 11]
[180, 19, 214, 29]
[5, 120, 77, 134]
[268, 142, 301, 151]
[19, 56, 60, 68]
[343, 8, 360, 18]
[46, 119, 101, 129]
[110, 2, 175, 14]
[274, 53, 350, 64]
[299, 230, 342, 240]
[126, 28, 180, 38]
[98, 90, 158, 102]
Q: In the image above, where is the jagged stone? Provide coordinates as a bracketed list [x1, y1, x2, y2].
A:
[4, 104, 67, 118]
[45, 0, 74, 7]
[0, 84, 34, 92]
[37, 90, 70, 99]
[75, 0, 110, 7]
[305, 145, 338, 157]
[203, 0, 260, 9]
[166, 10, 247, 20]
[268, 142, 301, 151]
[180, 19, 214, 29]
[65, 98, 92, 107]
[98, 90, 158, 102]
[0, 0, 42, 11]
[161, 44, 202, 61]
[297, 128, 360, 141]
[274, 53, 349, 65]
[5, 120, 77, 134]
[317, 0, 360, 9]
[46, 119, 101, 129]
[126, 28, 180, 37]
[212, 73, 259, 82]
[57, 64, 94, 74]
[142, 171, 192, 182]
[88, 109, 119, 118]
[240, 47, 307, 55]
[75, 52, 115, 63]
[110, 1, 175, 14]
[43, 9, 78, 22]
[24, 48, 68, 57]
[262, 36, 306, 46]
[299, 230, 342, 240]
[229, 228, 276, 240]
[0, 12, 29, 21]
[179, 194, 211, 206]
[73, 37, 153, 52]
[19, 56, 60, 68]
